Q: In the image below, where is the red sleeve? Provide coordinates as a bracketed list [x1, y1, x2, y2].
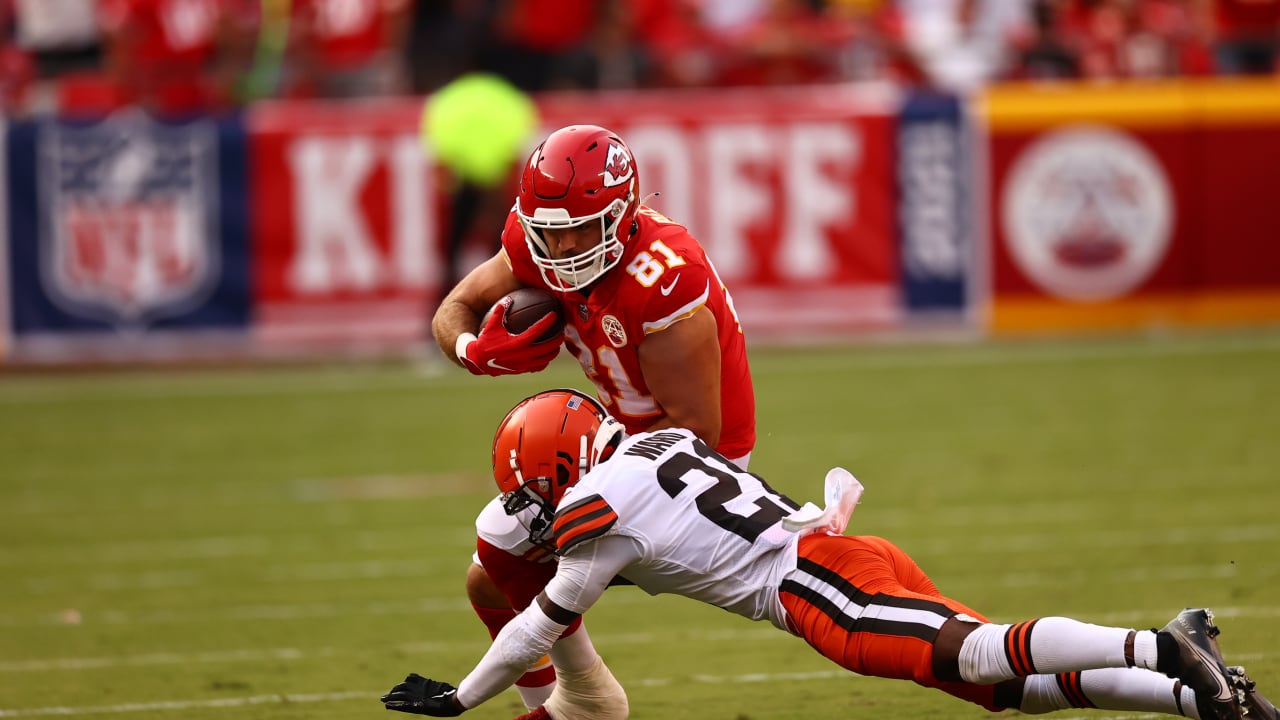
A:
[500, 211, 546, 288]
[475, 537, 557, 610]
[475, 538, 583, 636]
[631, 226, 716, 339]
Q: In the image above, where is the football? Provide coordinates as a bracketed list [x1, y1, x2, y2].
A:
[485, 287, 566, 344]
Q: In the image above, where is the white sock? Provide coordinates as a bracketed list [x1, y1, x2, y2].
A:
[1018, 668, 1196, 717]
[1133, 628, 1161, 671]
[517, 680, 555, 710]
[959, 618, 1133, 683]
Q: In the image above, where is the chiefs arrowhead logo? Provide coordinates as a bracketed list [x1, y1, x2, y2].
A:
[602, 143, 634, 188]
[602, 314, 627, 347]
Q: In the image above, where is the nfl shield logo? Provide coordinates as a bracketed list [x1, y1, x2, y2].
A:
[39, 112, 220, 326]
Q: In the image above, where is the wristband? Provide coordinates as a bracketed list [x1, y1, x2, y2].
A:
[455, 332, 478, 364]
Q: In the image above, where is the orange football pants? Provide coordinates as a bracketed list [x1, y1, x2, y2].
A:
[780, 534, 1001, 712]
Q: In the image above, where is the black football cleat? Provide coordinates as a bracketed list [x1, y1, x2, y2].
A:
[1229, 667, 1278, 720]
[1159, 609, 1244, 720]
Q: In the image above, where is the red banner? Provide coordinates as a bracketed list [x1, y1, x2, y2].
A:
[246, 85, 903, 347]
[983, 80, 1280, 333]
[249, 99, 440, 347]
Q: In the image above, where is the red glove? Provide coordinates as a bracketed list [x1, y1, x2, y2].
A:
[455, 300, 562, 376]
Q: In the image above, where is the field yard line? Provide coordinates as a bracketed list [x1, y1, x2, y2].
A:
[2, 656, 1272, 718]
[0, 671, 852, 717]
[7, 519, 1277, 585]
[0, 591, 661, 627]
[5, 560, 1278, 627]
[0, 624, 1268, 676]
[0, 647, 314, 671]
[0, 690, 372, 717]
[0, 629, 784, 672]
[10, 555, 1271, 603]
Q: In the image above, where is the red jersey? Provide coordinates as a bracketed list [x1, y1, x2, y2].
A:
[99, 0, 221, 66]
[502, 205, 757, 460]
[292, 0, 396, 69]
[98, 0, 225, 111]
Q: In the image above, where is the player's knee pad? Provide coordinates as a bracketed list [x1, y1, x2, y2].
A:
[543, 655, 628, 720]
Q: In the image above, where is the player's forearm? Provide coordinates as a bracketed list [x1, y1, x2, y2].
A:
[455, 602, 568, 708]
[431, 299, 481, 367]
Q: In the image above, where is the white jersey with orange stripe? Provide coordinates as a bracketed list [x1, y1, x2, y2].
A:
[548, 429, 802, 631]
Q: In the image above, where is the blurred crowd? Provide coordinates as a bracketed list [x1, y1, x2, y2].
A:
[1, 0, 1278, 118]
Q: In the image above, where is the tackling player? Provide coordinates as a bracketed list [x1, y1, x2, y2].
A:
[382, 389, 1277, 720]
[430, 124, 757, 716]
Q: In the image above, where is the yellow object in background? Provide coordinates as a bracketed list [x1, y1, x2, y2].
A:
[421, 73, 540, 188]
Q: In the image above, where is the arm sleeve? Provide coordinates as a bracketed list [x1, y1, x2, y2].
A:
[455, 597, 567, 708]
[453, 535, 642, 709]
[545, 534, 643, 614]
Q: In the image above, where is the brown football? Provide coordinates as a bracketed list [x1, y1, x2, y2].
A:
[485, 287, 566, 344]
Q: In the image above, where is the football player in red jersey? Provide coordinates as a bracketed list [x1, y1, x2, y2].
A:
[429, 125, 757, 717]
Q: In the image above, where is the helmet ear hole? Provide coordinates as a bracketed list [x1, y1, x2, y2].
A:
[598, 438, 620, 465]
[591, 416, 626, 468]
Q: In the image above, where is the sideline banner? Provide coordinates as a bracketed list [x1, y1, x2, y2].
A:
[897, 91, 968, 315]
[248, 100, 438, 349]
[537, 85, 904, 338]
[982, 80, 1280, 333]
[5, 111, 250, 361]
[4, 83, 965, 363]
[246, 85, 906, 348]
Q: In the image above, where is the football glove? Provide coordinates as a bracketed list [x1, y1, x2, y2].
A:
[456, 299, 562, 376]
[381, 674, 464, 716]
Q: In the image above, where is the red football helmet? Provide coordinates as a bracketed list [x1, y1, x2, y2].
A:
[491, 388, 625, 545]
[516, 125, 640, 291]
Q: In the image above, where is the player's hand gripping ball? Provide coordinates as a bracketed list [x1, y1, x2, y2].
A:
[458, 288, 566, 376]
[483, 287, 567, 343]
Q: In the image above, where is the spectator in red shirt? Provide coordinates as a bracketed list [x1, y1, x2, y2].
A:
[483, 0, 599, 90]
[719, 0, 842, 86]
[626, 0, 731, 87]
[283, 0, 411, 98]
[98, 0, 233, 115]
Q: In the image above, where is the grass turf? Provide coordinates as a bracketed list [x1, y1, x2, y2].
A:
[1, 329, 1277, 719]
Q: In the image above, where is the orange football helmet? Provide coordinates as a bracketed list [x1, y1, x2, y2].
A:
[491, 389, 625, 546]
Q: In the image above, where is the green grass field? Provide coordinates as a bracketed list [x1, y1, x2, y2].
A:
[2, 329, 1278, 719]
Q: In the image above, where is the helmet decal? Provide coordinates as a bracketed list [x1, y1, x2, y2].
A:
[602, 143, 634, 188]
